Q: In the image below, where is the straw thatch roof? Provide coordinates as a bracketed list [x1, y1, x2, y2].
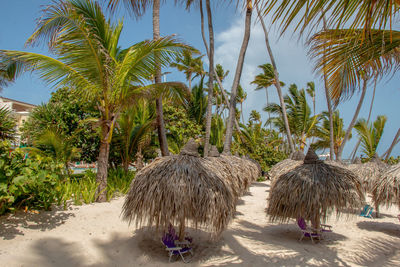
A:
[204, 152, 261, 198]
[268, 151, 305, 180]
[347, 155, 388, 193]
[352, 157, 362, 164]
[267, 148, 364, 226]
[372, 162, 400, 209]
[122, 140, 235, 237]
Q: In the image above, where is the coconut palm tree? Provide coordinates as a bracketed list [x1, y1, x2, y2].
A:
[306, 82, 316, 117]
[1, 0, 190, 201]
[114, 100, 155, 172]
[224, 0, 254, 154]
[354, 115, 387, 159]
[251, 63, 285, 131]
[255, 2, 295, 153]
[0, 60, 21, 91]
[108, 0, 172, 157]
[170, 50, 204, 90]
[265, 84, 320, 151]
[236, 85, 247, 123]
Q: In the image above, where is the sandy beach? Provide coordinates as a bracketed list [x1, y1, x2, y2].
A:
[1, 180, 399, 267]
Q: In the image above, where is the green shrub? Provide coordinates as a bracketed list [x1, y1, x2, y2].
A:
[0, 141, 64, 214]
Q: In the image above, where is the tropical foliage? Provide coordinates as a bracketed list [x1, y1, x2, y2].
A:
[354, 115, 387, 159]
[0, 106, 16, 141]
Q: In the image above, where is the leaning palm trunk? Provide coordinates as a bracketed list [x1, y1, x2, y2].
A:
[199, 0, 241, 135]
[153, 0, 169, 156]
[203, 0, 215, 157]
[267, 148, 364, 230]
[255, 3, 294, 153]
[224, 0, 252, 153]
[383, 128, 400, 160]
[337, 77, 368, 161]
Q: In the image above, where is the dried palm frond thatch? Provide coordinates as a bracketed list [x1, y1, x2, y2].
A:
[267, 148, 364, 229]
[372, 162, 400, 209]
[347, 155, 388, 193]
[268, 151, 305, 180]
[352, 157, 362, 164]
[122, 139, 235, 239]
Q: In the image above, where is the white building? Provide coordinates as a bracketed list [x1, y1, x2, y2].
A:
[0, 97, 36, 145]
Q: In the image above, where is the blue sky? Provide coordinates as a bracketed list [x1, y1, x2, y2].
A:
[1, 0, 399, 158]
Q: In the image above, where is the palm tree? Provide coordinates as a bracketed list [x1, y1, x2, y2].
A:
[33, 129, 80, 176]
[312, 110, 349, 159]
[354, 115, 387, 159]
[265, 84, 319, 151]
[170, 50, 204, 90]
[187, 78, 207, 125]
[251, 63, 285, 131]
[1, 0, 190, 201]
[255, 2, 295, 153]
[0, 59, 21, 91]
[236, 85, 247, 124]
[0, 106, 16, 140]
[224, 0, 253, 154]
[114, 101, 155, 172]
[108, 0, 171, 157]
[306, 82, 316, 116]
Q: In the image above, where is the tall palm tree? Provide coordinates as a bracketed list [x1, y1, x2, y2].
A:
[251, 63, 284, 131]
[354, 115, 387, 159]
[223, 0, 253, 154]
[255, 2, 295, 153]
[1, 0, 190, 201]
[108, 0, 171, 157]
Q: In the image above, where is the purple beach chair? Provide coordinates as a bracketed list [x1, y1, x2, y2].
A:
[162, 233, 193, 263]
[297, 218, 332, 243]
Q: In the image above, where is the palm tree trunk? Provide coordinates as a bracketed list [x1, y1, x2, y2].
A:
[337, 78, 368, 161]
[223, 1, 252, 154]
[383, 128, 400, 160]
[199, 0, 241, 134]
[322, 14, 335, 160]
[351, 78, 377, 161]
[203, 0, 215, 157]
[96, 122, 110, 202]
[255, 3, 295, 153]
[188, 73, 192, 91]
[265, 88, 271, 132]
[241, 102, 244, 123]
[153, 0, 169, 156]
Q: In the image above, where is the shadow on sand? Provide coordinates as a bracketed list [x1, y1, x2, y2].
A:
[357, 221, 400, 236]
[0, 205, 76, 240]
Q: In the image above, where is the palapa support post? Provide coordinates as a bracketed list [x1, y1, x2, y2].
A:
[179, 217, 185, 242]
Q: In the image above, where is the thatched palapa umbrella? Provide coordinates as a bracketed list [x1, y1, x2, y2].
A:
[372, 162, 400, 210]
[204, 147, 260, 198]
[347, 154, 388, 193]
[268, 151, 305, 180]
[122, 140, 235, 240]
[267, 148, 364, 229]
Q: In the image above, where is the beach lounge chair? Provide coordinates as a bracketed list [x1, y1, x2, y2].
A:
[168, 224, 193, 244]
[360, 205, 373, 218]
[162, 233, 193, 263]
[297, 218, 332, 243]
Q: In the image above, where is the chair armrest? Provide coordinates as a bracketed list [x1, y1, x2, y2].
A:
[321, 224, 332, 229]
[165, 247, 182, 251]
[175, 240, 190, 245]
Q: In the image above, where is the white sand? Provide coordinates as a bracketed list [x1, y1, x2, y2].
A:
[1, 181, 399, 266]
